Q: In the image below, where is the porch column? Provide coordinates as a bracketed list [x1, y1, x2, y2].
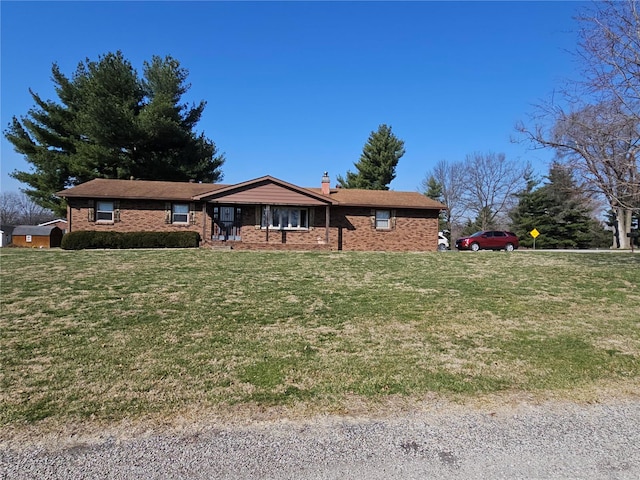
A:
[202, 203, 207, 241]
[325, 205, 330, 244]
[265, 205, 270, 242]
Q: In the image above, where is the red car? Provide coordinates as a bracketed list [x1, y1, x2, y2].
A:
[455, 231, 519, 251]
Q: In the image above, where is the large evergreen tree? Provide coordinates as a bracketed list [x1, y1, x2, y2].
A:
[510, 162, 610, 248]
[337, 124, 405, 190]
[5, 51, 225, 215]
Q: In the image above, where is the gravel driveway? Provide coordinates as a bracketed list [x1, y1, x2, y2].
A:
[2, 401, 639, 479]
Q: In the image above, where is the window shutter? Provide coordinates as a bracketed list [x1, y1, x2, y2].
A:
[165, 202, 171, 224]
[309, 208, 315, 227]
[114, 200, 121, 223]
[391, 209, 396, 229]
[88, 202, 95, 222]
[189, 203, 196, 225]
[370, 209, 376, 228]
[255, 206, 261, 226]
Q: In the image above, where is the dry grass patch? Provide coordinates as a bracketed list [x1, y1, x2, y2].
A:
[1, 248, 639, 436]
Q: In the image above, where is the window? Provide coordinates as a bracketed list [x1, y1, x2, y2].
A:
[96, 201, 114, 222]
[172, 203, 189, 223]
[375, 210, 391, 229]
[261, 206, 308, 229]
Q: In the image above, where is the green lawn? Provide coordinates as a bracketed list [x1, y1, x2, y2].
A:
[1, 248, 639, 429]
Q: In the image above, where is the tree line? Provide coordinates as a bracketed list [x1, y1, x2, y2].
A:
[422, 155, 614, 249]
[423, 0, 639, 249]
[0, 192, 56, 227]
[516, 0, 640, 249]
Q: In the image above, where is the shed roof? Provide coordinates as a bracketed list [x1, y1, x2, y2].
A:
[13, 225, 61, 236]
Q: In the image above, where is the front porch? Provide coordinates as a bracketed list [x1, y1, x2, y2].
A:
[195, 175, 335, 250]
[202, 203, 332, 249]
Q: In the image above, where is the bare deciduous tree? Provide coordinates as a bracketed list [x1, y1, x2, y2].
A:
[421, 159, 467, 238]
[577, 0, 640, 121]
[421, 154, 530, 238]
[517, 0, 640, 248]
[463, 152, 531, 231]
[0, 191, 54, 226]
[0, 192, 22, 226]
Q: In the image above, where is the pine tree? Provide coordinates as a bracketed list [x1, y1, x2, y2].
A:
[423, 175, 443, 201]
[460, 206, 495, 236]
[5, 51, 225, 216]
[337, 124, 405, 190]
[510, 162, 609, 248]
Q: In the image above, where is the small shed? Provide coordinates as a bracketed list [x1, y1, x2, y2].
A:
[12, 225, 63, 248]
[1, 226, 15, 247]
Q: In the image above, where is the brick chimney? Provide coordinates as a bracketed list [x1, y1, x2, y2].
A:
[321, 171, 330, 195]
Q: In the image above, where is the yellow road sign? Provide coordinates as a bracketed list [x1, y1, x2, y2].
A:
[530, 228, 540, 238]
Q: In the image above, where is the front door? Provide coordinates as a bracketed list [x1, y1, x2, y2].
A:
[213, 206, 241, 241]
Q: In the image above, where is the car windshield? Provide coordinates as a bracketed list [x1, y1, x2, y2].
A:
[470, 231, 485, 238]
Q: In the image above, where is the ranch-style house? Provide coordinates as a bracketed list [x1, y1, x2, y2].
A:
[57, 173, 446, 251]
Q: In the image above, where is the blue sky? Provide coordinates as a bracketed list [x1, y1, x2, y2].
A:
[1, 1, 585, 194]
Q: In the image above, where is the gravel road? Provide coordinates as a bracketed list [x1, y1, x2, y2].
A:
[2, 401, 639, 479]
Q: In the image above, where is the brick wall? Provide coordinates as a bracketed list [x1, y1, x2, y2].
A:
[219, 205, 439, 252]
[329, 207, 440, 252]
[68, 199, 204, 235]
[67, 200, 440, 251]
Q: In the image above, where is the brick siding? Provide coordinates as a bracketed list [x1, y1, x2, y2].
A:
[68, 201, 439, 251]
[329, 207, 440, 252]
[68, 199, 203, 235]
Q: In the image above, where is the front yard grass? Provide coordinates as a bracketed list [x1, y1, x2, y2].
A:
[1, 248, 639, 432]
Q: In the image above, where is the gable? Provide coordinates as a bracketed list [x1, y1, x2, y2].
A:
[195, 177, 334, 206]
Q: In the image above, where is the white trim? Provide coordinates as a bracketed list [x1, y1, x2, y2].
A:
[261, 206, 309, 230]
[172, 203, 189, 224]
[96, 201, 114, 222]
[375, 209, 391, 230]
[38, 219, 67, 227]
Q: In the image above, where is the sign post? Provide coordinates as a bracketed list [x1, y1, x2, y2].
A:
[530, 228, 540, 250]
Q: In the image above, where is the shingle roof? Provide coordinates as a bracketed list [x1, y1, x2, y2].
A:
[309, 187, 446, 210]
[58, 177, 447, 210]
[58, 178, 227, 201]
